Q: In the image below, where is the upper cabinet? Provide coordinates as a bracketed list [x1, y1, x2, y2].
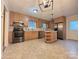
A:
[54, 16, 66, 23]
[9, 11, 50, 29]
[22, 16, 29, 27]
[10, 11, 28, 27]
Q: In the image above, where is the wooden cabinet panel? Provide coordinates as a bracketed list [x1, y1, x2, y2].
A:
[8, 31, 12, 43]
[10, 11, 50, 28]
[22, 17, 28, 27]
[24, 32, 31, 40]
[10, 11, 28, 26]
[24, 31, 38, 41]
[10, 12, 14, 25]
[45, 31, 57, 43]
[30, 31, 38, 39]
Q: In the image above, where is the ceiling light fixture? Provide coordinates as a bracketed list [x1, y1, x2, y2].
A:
[33, 9, 38, 13]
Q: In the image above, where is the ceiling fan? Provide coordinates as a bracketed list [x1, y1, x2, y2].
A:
[38, 0, 53, 12]
[38, 0, 54, 20]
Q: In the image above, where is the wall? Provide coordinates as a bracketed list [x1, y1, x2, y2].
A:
[66, 15, 78, 40]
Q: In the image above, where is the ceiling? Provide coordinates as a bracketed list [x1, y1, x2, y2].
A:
[7, 0, 78, 20]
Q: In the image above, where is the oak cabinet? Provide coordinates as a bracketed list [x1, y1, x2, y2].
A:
[8, 31, 12, 43]
[24, 31, 38, 41]
[45, 31, 57, 43]
[10, 11, 28, 27]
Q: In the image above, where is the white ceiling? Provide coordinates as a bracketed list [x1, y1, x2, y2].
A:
[7, 0, 78, 20]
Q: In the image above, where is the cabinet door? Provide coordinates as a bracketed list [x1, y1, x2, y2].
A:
[23, 17, 28, 27]
[32, 31, 38, 39]
[10, 13, 15, 25]
[24, 31, 38, 41]
[24, 32, 31, 40]
[8, 31, 12, 43]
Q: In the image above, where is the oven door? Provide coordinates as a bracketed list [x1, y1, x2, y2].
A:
[14, 31, 24, 37]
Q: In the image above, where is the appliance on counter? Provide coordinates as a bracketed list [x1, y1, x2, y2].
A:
[12, 22, 24, 43]
[54, 22, 64, 40]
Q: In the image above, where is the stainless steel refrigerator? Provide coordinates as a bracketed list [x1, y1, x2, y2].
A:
[54, 22, 64, 40]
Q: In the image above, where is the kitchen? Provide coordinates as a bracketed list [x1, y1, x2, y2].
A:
[2, 0, 78, 59]
[9, 11, 65, 44]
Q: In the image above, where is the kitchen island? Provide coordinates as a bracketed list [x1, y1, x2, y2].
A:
[45, 31, 57, 43]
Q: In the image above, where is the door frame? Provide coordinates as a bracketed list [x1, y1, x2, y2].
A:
[3, 6, 6, 51]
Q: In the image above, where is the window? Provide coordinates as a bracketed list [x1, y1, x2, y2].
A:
[41, 23, 47, 29]
[28, 20, 36, 29]
[69, 20, 78, 30]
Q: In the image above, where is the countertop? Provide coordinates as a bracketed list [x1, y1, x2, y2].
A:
[9, 27, 57, 32]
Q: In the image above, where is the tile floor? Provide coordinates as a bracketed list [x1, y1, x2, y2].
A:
[2, 39, 78, 59]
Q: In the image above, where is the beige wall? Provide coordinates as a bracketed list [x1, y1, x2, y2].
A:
[66, 15, 78, 40]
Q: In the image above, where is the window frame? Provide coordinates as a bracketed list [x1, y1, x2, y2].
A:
[28, 20, 36, 29]
[69, 20, 78, 31]
[41, 22, 47, 29]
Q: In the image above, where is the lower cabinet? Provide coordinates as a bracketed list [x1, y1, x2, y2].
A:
[8, 31, 13, 43]
[24, 31, 38, 41]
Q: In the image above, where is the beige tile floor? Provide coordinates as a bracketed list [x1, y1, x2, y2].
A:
[2, 39, 78, 59]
